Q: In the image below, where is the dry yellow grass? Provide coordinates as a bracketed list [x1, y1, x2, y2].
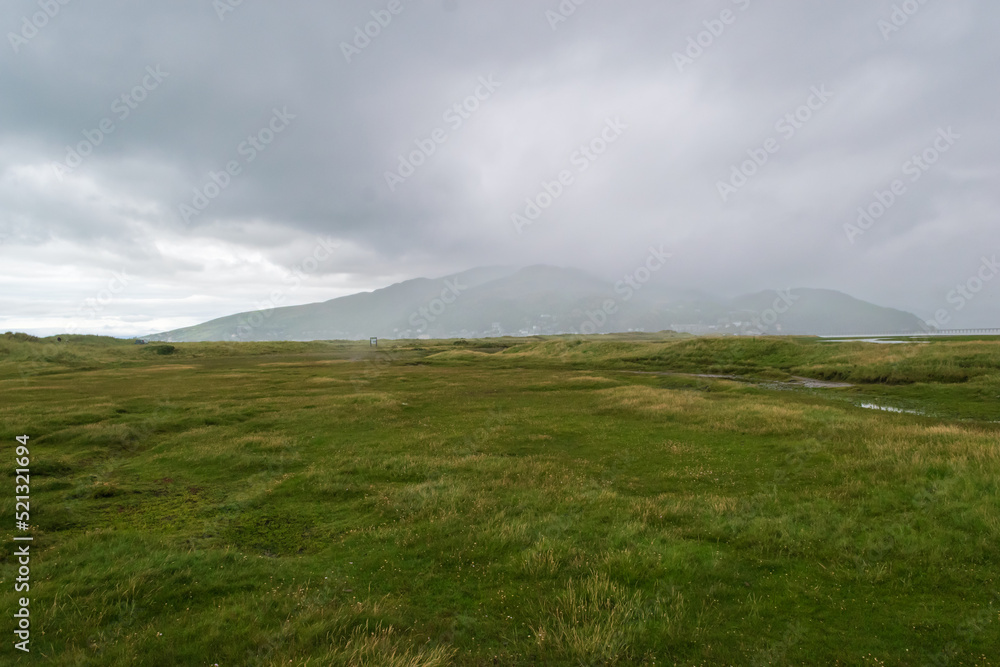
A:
[336, 623, 456, 667]
[332, 391, 404, 412]
[424, 350, 492, 360]
[304, 376, 352, 384]
[596, 385, 709, 414]
[233, 433, 294, 450]
[853, 422, 1000, 469]
[566, 374, 618, 384]
[709, 402, 809, 435]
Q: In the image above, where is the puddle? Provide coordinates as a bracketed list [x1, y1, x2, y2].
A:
[859, 402, 923, 415]
[620, 371, 852, 389]
[823, 339, 919, 344]
[788, 376, 852, 388]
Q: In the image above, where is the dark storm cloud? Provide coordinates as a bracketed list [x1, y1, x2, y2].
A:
[1, 0, 997, 334]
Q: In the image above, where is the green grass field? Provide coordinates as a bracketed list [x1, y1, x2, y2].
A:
[1, 332, 998, 665]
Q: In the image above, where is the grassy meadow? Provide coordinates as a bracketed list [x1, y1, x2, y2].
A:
[1, 332, 998, 665]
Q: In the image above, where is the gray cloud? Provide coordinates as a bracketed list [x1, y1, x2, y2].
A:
[1, 0, 997, 335]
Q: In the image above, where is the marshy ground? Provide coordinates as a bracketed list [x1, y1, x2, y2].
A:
[1, 332, 998, 665]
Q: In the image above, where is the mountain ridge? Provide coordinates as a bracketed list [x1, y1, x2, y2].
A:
[147, 265, 928, 342]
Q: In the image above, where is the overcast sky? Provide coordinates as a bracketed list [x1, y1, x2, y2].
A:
[1, 0, 997, 336]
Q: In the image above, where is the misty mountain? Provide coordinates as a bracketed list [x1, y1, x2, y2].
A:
[147, 266, 928, 342]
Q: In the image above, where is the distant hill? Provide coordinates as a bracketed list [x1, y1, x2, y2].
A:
[725, 288, 926, 336]
[147, 265, 928, 342]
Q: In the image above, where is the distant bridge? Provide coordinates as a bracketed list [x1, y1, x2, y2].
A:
[933, 328, 1000, 335]
[819, 328, 1000, 338]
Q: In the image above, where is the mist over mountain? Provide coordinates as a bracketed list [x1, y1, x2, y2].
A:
[148, 266, 927, 342]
